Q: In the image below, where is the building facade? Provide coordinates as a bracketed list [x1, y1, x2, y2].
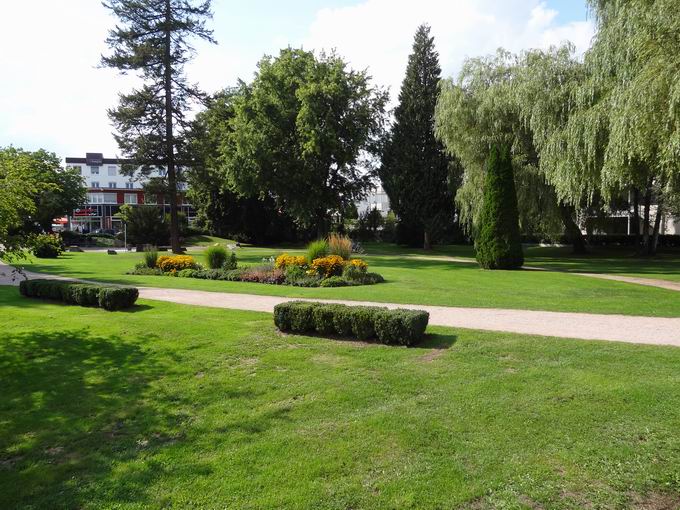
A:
[65, 153, 194, 233]
[356, 183, 391, 217]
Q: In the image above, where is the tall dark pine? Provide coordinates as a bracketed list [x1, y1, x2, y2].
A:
[476, 145, 524, 270]
[379, 24, 454, 250]
[102, 0, 214, 253]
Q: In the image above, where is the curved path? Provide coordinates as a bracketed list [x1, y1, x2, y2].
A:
[3, 262, 680, 347]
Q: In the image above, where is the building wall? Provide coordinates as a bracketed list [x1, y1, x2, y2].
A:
[356, 184, 390, 217]
[65, 153, 193, 233]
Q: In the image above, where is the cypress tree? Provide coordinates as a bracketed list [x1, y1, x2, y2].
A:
[379, 24, 455, 250]
[476, 145, 524, 269]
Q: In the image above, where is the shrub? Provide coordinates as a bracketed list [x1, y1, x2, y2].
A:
[177, 268, 199, 278]
[311, 255, 345, 277]
[374, 309, 429, 346]
[19, 279, 138, 311]
[306, 239, 328, 264]
[327, 233, 352, 259]
[361, 272, 385, 285]
[32, 233, 64, 258]
[342, 263, 365, 282]
[98, 287, 139, 311]
[319, 276, 349, 287]
[275, 253, 307, 269]
[157, 255, 198, 272]
[143, 247, 159, 268]
[205, 245, 228, 269]
[475, 145, 524, 269]
[273, 302, 429, 345]
[225, 251, 238, 270]
[127, 267, 164, 276]
[348, 258, 368, 271]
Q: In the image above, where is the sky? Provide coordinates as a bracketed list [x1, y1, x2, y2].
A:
[0, 0, 594, 159]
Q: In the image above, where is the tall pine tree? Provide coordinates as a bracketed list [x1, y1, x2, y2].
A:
[476, 145, 524, 270]
[379, 24, 455, 250]
[102, 0, 214, 253]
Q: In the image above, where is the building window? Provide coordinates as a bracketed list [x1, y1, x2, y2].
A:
[90, 166, 100, 175]
[125, 182, 134, 189]
[108, 182, 116, 189]
[108, 165, 117, 176]
[91, 181, 100, 188]
[103, 193, 118, 204]
[87, 193, 104, 204]
[124, 193, 138, 205]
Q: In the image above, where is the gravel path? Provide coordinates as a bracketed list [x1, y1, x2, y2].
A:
[3, 261, 680, 347]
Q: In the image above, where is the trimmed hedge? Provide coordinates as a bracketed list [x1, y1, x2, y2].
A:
[273, 301, 429, 346]
[19, 279, 138, 311]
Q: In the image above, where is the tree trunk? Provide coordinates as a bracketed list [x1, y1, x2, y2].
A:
[649, 193, 664, 256]
[631, 187, 640, 250]
[558, 203, 587, 254]
[164, 0, 181, 254]
[423, 229, 432, 251]
[641, 180, 652, 254]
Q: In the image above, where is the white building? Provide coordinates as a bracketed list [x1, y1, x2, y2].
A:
[356, 183, 390, 217]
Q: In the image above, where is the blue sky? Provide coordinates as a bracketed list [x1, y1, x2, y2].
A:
[0, 0, 593, 158]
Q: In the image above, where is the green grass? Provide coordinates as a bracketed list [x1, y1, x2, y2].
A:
[2, 286, 680, 509]
[184, 234, 238, 247]
[14, 247, 680, 317]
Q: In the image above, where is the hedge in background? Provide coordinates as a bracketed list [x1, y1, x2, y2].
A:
[273, 301, 429, 346]
[19, 279, 138, 311]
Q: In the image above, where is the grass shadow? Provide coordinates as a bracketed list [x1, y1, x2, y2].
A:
[0, 328, 196, 508]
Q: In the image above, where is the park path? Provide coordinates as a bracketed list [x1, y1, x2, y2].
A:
[406, 255, 680, 292]
[3, 261, 680, 347]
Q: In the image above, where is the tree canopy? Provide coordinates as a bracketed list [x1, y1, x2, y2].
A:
[222, 48, 388, 235]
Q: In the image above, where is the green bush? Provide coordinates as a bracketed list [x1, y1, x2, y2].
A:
[127, 267, 164, 276]
[177, 268, 199, 278]
[475, 145, 524, 269]
[32, 233, 64, 258]
[143, 248, 159, 268]
[319, 276, 349, 287]
[342, 264, 365, 282]
[361, 272, 385, 285]
[98, 287, 139, 311]
[306, 239, 328, 263]
[19, 279, 138, 311]
[205, 245, 228, 269]
[273, 301, 429, 345]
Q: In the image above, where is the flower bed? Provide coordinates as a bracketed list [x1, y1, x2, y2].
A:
[126, 245, 384, 288]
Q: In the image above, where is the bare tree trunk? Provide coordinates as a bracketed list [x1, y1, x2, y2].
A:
[164, 0, 181, 254]
[632, 187, 640, 250]
[423, 229, 432, 251]
[558, 203, 587, 254]
[641, 179, 652, 254]
[649, 189, 665, 256]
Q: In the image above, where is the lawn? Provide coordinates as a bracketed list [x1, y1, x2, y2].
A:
[12, 247, 680, 317]
[2, 285, 680, 509]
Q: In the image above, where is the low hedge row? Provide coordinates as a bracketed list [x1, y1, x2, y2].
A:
[273, 301, 429, 346]
[19, 279, 139, 311]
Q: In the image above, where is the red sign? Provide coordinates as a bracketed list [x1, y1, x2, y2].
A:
[73, 208, 97, 217]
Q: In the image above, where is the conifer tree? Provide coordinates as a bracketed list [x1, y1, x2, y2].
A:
[101, 0, 214, 253]
[379, 24, 455, 250]
[476, 145, 524, 269]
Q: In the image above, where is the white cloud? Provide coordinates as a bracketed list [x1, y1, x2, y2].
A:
[302, 0, 594, 103]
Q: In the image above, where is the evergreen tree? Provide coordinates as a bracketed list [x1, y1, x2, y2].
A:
[476, 145, 524, 269]
[379, 24, 455, 250]
[101, 0, 214, 253]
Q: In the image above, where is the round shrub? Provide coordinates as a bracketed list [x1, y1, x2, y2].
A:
[319, 276, 349, 287]
[32, 233, 64, 258]
[205, 245, 228, 269]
